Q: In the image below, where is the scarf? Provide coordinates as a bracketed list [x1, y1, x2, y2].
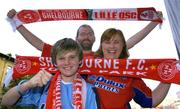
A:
[46, 72, 86, 109]
[11, 8, 162, 26]
[13, 56, 180, 84]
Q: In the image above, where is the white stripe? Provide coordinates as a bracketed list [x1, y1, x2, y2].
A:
[82, 79, 87, 109]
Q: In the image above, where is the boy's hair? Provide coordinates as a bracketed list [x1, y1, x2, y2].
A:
[51, 38, 83, 65]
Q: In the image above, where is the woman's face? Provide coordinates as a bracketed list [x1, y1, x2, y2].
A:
[102, 34, 124, 59]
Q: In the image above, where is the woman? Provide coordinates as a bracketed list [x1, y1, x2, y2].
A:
[87, 28, 171, 109]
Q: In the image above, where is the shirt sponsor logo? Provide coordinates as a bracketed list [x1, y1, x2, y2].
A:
[88, 75, 126, 93]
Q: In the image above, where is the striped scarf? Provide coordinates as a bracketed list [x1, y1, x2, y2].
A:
[46, 72, 86, 109]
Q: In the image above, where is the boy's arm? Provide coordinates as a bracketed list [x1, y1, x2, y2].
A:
[1, 81, 31, 106]
[1, 70, 52, 106]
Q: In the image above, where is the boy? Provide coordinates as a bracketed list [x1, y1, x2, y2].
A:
[1, 38, 98, 109]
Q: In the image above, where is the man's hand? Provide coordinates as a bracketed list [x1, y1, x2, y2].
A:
[7, 9, 17, 18]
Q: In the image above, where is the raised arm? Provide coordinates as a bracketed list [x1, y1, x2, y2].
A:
[126, 21, 159, 49]
[152, 83, 171, 107]
[7, 9, 44, 51]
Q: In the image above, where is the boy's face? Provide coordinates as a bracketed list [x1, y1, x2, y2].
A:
[56, 50, 81, 82]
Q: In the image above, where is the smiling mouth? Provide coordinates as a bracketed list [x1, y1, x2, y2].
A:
[83, 40, 91, 43]
[63, 66, 72, 70]
[107, 50, 116, 53]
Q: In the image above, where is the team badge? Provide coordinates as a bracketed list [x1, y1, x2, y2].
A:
[139, 10, 158, 20]
[158, 60, 178, 80]
[17, 10, 40, 23]
[14, 59, 31, 74]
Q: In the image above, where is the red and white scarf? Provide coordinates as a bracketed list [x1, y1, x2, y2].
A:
[13, 56, 180, 84]
[9, 7, 162, 29]
[46, 72, 86, 109]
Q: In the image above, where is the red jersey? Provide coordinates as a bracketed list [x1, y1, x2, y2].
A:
[42, 43, 152, 109]
[87, 75, 152, 109]
[41, 43, 52, 57]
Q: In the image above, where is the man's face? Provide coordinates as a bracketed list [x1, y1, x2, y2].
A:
[76, 27, 95, 51]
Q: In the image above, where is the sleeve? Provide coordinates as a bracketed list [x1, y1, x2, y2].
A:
[85, 83, 98, 109]
[15, 86, 44, 107]
[41, 43, 52, 57]
[132, 78, 152, 108]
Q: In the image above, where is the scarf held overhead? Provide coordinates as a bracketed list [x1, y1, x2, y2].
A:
[13, 56, 180, 84]
[13, 7, 162, 24]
